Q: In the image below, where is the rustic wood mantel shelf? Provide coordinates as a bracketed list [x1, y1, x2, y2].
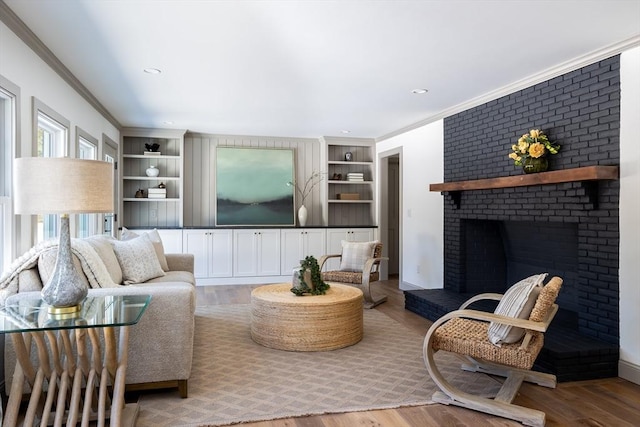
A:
[430, 165, 619, 209]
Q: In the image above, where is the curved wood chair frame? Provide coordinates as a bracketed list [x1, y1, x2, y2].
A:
[423, 277, 562, 427]
[318, 243, 388, 309]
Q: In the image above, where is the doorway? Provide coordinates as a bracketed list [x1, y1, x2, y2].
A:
[378, 148, 402, 283]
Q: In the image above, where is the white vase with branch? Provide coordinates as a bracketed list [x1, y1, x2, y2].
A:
[287, 171, 325, 227]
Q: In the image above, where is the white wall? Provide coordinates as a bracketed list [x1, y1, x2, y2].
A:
[619, 46, 640, 384]
[0, 21, 120, 254]
[376, 121, 444, 290]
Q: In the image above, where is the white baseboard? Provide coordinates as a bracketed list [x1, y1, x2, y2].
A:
[619, 360, 640, 385]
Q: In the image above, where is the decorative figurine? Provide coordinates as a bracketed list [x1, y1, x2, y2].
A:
[145, 142, 160, 152]
[345, 151, 353, 161]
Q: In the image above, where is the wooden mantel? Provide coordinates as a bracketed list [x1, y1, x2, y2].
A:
[430, 165, 619, 209]
[430, 165, 619, 192]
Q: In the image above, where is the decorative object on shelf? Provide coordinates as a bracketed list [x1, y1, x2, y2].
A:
[522, 156, 549, 174]
[297, 205, 308, 227]
[509, 129, 560, 174]
[135, 189, 145, 198]
[158, 181, 166, 189]
[345, 151, 353, 161]
[148, 186, 167, 199]
[331, 173, 342, 181]
[291, 256, 330, 296]
[287, 171, 326, 227]
[145, 142, 160, 152]
[146, 165, 160, 177]
[337, 193, 360, 200]
[347, 172, 364, 182]
[13, 157, 114, 313]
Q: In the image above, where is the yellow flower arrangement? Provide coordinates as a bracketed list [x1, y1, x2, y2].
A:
[509, 129, 560, 166]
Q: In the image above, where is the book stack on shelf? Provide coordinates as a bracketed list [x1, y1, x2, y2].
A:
[347, 172, 364, 182]
[144, 151, 162, 156]
[147, 187, 167, 199]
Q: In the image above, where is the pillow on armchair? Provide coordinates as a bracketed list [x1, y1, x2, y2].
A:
[488, 273, 548, 346]
[339, 240, 379, 272]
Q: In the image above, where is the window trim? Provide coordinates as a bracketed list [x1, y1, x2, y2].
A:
[0, 74, 20, 270]
[76, 126, 99, 237]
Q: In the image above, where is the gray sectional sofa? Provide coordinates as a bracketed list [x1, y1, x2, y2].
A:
[1, 232, 196, 398]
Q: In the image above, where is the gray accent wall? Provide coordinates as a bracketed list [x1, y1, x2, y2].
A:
[184, 133, 322, 227]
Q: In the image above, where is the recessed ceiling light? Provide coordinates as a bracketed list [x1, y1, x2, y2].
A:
[411, 89, 428, 94]
[341, 130, 351, 134]
[163, 121, 174, 125]
[144, 68, 162, 74]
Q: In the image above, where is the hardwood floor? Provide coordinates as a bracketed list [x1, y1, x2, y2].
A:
[194, 280, 640, 426]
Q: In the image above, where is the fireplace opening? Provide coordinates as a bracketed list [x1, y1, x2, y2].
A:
[463, 220, 579, 328]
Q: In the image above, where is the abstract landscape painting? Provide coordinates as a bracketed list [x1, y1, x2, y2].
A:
[216, 147, 295, 226]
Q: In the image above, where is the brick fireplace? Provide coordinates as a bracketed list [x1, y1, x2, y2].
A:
[406, 55, 621, 381]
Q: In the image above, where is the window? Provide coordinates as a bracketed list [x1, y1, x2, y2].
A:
[76, 128, 98, 238]
[34, 99, 69, 242]
[0, 78, 19, 272]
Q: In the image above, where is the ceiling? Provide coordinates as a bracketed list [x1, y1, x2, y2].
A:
[4, 0, 640, 139]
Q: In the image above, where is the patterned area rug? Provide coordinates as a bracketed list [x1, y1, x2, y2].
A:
[137, 304, 501, 427]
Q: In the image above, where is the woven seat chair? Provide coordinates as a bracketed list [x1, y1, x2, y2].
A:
[423, 276, 563, 427]
[318, 242, 388, 308]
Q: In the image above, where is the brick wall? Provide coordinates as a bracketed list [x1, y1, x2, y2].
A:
[442, 55, 620, 345]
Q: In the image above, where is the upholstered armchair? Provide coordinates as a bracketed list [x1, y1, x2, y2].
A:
[318, 241, 388, 308]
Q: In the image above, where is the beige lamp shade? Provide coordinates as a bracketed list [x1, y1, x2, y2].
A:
[14, 157, 114, 214]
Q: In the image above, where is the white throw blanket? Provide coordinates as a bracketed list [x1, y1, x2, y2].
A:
[0, 238, 119, 305]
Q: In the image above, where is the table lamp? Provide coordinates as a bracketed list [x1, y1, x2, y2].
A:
[13, 157, 114, 314]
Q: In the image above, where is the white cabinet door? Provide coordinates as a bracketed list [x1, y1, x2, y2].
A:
[325, 228, 375, 270]
[155, 229, 183, 253]
[183, 229, 211, 279]
[183, 229, 233, 278]
[233, 230, 258, 276]
[131, 228, 183, 254]
[280, 229, 326, 273]
[256, 229, 281, 276]
[234, 229, 281, 276]
[209, 229, 233, 277]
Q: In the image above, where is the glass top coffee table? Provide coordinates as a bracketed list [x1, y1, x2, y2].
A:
[0, 293, 151, 427]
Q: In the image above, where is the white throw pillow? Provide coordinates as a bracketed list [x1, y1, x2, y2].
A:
[488, 273, 548, 346]
[112, 233, 165, 284]
[339, 240, 378, 272]
[121, 227, 169, 271]
[84, 235, 123, 284]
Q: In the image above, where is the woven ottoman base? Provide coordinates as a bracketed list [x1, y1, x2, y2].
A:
[251, 283, 363, 351]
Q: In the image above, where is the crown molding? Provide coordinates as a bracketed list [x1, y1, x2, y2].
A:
[0, 1, 121, 130]
[377, 35, 640, 143]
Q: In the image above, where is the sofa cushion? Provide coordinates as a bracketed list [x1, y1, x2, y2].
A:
[112, 233, 165, 284]
[145, 270, 196, 286]
[84, 235, 123, 285]
[121, 227, 169, 271]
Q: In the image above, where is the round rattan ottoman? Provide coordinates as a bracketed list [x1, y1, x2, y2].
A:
[250, 283, 363, 351]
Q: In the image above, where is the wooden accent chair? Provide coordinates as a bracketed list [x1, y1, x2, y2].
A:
[423, 276, 563, 427]
[318, 241, 388, 308]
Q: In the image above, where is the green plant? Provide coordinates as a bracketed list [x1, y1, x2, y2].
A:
[508, 129, 560, 166]
[290, 255, 330, 296]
